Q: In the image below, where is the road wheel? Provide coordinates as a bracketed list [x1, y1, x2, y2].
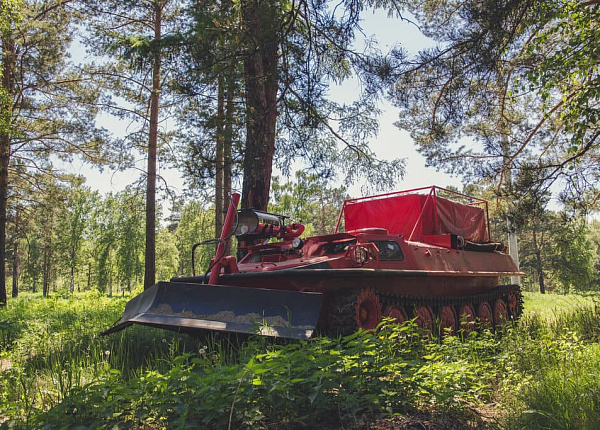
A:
[458, 304, 476, 332]
[383, 305, 408, 325]
[415, 305, 434, 332]
[439, 305, 457, 335]
[478, 302, 493, 329]
[493, 298, 508, 326]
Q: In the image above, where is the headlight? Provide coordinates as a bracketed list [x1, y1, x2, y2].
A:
[291, 237, 304, 250]
[353, 246, 368, 265]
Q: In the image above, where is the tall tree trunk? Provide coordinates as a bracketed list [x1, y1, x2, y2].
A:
[70, 262, 75, 294]
[43, 244, 50, 297]
[12, 239, 18, 298]
[0, 34, 15, 306]
[32, 257, 37, 293]
[144, 2, 162, 290]
[500, 122, 520, 285]
[215, 73, 225, 240]
[223, 68, 236, 255]
[12, 209, 18, 298]
[241, 0, 279, 211]
[87, 261, 92, 291]
[532, 228, 546, 294]
[0, 149, 7, 304]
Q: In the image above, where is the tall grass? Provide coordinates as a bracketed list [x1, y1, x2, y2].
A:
[13, 324, 499, 429]
[501, 294, 600, 429]
[0, 293, 202, 425]
[507, 342, 600, 429]
[1, 291, 600, 429]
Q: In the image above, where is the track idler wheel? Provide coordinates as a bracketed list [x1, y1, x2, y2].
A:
[355, 289, 382, 330]
[507, 291, 520, 319]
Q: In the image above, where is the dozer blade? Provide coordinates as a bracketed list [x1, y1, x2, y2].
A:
[103, 281, 323, 340]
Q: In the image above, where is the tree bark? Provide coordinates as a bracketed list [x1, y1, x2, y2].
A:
[144, 1, 162, 290]
[0, 33, 15, 306]
[43, 241, 51, 297]
[12, 238, 18, 298]
[241, 0, 279, 211]
[223, 68, 236, 254]
[70, 263, 75, 294]
[215, 73, 225, 240]
[532, 228, 546, 294]
[87, 261, 91, 291]
[0, 140, 7, 304]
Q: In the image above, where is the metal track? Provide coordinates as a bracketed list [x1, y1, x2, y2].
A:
[325, 285, 524, 336]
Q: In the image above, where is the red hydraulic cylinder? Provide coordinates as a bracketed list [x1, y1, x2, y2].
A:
[208, 193, 241, 285]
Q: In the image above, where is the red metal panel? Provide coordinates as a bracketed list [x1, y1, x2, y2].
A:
[423, 234, 453, 248]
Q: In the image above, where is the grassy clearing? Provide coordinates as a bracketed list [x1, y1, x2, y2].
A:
[0, 291, 599, 429]
[502, 292, 600, 429]
[521, 291, 597, 319]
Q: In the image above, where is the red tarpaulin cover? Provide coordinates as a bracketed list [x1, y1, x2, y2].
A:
[343, 193, 488, 242]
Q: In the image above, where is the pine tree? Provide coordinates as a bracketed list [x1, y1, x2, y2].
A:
[0, 0, 107, 304]
[81, 0, 184, 289]
[182, 0, 407, 215]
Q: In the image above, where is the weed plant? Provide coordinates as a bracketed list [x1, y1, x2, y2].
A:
[501, 296, 600, 430]
[13, 323, 498, 429]
[1, 292, 600, 429]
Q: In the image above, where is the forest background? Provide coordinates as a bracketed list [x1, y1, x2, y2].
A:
[1, 0, 600, 303]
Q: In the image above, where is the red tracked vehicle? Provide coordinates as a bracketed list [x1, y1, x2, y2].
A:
[105, 186, 523, 339]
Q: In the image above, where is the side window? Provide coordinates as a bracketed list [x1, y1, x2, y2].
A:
[322, 239, 357, 255]
[371, 241, 404, 261]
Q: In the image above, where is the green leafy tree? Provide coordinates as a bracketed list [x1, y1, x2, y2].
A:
[23, 231, 41, 293]
[56, 184, 97, 294]
[115, 188, 145, 292]
[0, 0, 109, 304]
[177, 1, 244, 240]
[523, 1, 600, 203]
[519, 210, 555, 294]
[40, 182, 66, 296]
[156, 227, 179, 281]
[392, 0, 600, 206]
[174, 200, 214, 277]
[588, 219, 600, 291]
[519, 211, 597, 294]
[82, 0, 184, 290]
[550, 217, 595, 293]
[93, 193, 119, 295]
[182, 1, 407, 215]
[269, 171, 349, 236]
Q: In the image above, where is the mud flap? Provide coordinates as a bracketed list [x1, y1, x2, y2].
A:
[102, 282, 323, 340]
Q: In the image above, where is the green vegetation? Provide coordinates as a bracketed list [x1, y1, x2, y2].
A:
[1, 292, 599, 429]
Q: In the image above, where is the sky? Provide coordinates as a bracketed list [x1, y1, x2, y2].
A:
[70, 8, 463, 200]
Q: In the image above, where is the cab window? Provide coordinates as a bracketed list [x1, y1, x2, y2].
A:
[322, 239, 357, 255]
[370, 241, 404, 261]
